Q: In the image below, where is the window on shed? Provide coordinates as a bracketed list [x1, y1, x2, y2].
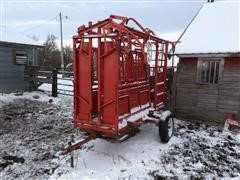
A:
[15, 51, 28, 65]
[197, 58, 224, 84]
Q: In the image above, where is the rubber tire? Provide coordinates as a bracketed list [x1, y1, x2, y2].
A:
[159, 115, 174, 143]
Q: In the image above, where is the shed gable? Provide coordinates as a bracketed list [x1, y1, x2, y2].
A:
[175, 1, 240, 55]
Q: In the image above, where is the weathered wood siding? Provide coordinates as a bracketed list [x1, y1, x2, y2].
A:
[0, 46, 35, 93]
[174, 57, 240, 125]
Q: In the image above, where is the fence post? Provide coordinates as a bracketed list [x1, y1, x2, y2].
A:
[28, 67, 34, 92]
[52, 68, 58, 97]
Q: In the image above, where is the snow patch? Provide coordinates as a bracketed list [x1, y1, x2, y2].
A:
[125, 108, 150, 123]
[159, 110, 171, 121]
[118, 119, 128, 130]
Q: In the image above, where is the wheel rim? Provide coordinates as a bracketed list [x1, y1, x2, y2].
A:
[168, 117, 173, 137]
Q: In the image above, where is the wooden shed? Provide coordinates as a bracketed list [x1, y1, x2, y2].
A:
[173, 1, 240, 125]
[0, 41, 42, 93]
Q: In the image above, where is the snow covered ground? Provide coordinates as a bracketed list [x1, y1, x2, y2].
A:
[52, 124, 240, 179]
[0, 92, 240, 179]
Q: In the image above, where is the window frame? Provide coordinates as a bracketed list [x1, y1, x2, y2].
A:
[196, 57, 224, 85]
[13, 50, 28, 65]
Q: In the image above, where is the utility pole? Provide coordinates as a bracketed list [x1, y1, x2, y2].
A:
[59, 12, 64, 70]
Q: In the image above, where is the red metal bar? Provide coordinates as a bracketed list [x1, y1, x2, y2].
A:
[73, 38, 77, 128]
[226, 113, 240, 134]
[78, 18, 111, 35]
[63, 134, 97, 154]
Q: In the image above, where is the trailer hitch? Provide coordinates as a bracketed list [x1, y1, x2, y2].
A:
[63, 133, 97, 155]
[61, 133, 97, 168]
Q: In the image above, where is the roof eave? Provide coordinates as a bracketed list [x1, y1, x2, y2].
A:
[0, 41, 44, 48]
[175, 52, 240, 58]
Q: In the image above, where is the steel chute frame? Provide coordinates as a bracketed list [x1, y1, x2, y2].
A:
[72, 15, 175, 139]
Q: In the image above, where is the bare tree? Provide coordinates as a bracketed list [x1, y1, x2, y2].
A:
[38, 34, 61, 67]
[37, 34, 73, 68]
[63, 45, 73, 68]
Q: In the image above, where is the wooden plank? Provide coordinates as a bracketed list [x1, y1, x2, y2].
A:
[175, 99, 197, 108]
[25, 66, 53, 71]
[175, 112, 224, 123]
[197, 89, 218, 94]
[218, 108, 238, 115]
[223, 71, 240, 75]
[176, 89, 197, 95]
[175, 108, 226, 125]
[176, 83, 198, 88]
[24, 71, 53, 78]
[176, 70, 196, 75]
[58, 92, 73, 96]
[218, 94, 239, 101]
[25, 77, 52, 84]
[58, 83, 73, 87]
[222, 76, 240, 82]
[219, 90, 240, 96]
[176, 108, 223, 117]
[197, 96, 218, 101]
[24, 66, 40, 71]
[58, 88, 73, 92]
[197, 103, 217, 109]
[177, 74, 196, 80]
[175, 100, 196, 107]
[176, 88, 197, 95]
[223, 67, 240, 72]
[219, 84, 240, 89]
[177, 79, 195, 84]
[217, 99, 239, 106]
[197, 85, 219, 90]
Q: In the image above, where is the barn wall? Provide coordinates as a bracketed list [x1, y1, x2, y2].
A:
[0, 46, 35, 93]
[174, 57, 240, 125]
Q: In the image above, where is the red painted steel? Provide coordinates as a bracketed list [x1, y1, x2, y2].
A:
[225, 113, 240, 134]
[73, 15, 175, 137]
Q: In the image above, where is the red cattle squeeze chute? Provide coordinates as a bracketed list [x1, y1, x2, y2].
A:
[69, 15, 175, 153]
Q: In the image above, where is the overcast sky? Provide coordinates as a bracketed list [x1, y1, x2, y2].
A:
[0, 0, 212, 46]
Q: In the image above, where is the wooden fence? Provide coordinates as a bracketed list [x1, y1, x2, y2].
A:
[57, 70, 74, 96]
[24, 66, 73, 97]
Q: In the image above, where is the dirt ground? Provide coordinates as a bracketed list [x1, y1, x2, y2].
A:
[0, 93, 240, 179]
[0, 96, 75, 180]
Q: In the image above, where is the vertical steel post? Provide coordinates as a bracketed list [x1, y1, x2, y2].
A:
[97, 26, 101, 121]
[88, 21, 93, 118]
[154, 43, 159, 108]
[73, 38, 77, 128]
